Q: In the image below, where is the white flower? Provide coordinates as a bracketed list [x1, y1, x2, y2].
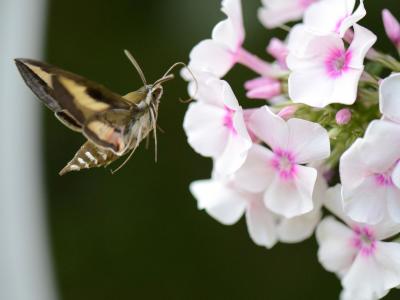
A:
[258, 0, 318, 29]
[317, 185, 400, 300]
[188, 0, 244, 77]
[234, 106, 330, 218]
[287, 24, 376, 108]
[183, 78, 252, 175]
[340, 119, 400, 224]
[189, 172, 327, 248]
[379, 73, 400, 123]
[303, 0, 366, 37]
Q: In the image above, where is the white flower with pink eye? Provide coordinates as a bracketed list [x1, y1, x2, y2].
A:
[317, 185, 400, 300]
[234, 106, 330, 218]
[340, 120, 400, 224]
[303, 0, 366, 37]
[287, 24, 376, 108]
[183, 78, 252, 175]
[258, 0, 318, 29]
[189, 171, 327, 248]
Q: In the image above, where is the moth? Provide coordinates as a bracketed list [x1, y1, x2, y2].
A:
[15, 50, 190, 175]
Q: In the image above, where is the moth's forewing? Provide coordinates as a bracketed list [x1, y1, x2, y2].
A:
[15, 59, 61, 111]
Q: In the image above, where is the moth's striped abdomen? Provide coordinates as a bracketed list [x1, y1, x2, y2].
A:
[59, 141, 118, 175]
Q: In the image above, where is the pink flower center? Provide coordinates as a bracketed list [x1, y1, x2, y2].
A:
[351, 225, 376, 257]
[374, 172, 393, 186]
[223, 106, 237, 135]
[298, 0, 316, 9]
[270, 149, 297, 180]
[324, 48, 352, 78]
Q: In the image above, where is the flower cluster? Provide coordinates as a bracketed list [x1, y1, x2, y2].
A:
[183, 0, 400, 299]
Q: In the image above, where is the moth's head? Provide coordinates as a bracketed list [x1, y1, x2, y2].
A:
[148, 84, 164, 104]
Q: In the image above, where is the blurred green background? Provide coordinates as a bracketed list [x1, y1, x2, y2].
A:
[42, 0, 400, 299]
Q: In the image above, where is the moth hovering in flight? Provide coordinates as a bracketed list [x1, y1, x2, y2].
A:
[15, 50, 191, 175]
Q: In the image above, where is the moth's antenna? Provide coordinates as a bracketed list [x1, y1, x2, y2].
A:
[111, 127, 143, 175]
[124, 49, 147, 86]
[161, 62, 198, 103]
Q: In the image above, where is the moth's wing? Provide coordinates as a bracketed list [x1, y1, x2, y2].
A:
[83, 108, 141, 155]
[15, 58, 134, 128]
[15, 58, 61, 111]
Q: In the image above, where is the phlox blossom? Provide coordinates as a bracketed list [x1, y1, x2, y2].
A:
[234, 106, 330, 218]
[317, 185, 400, 300]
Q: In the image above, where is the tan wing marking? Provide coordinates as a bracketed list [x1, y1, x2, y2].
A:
[25, 63, 53, 88]
[58, 77, 110, 112]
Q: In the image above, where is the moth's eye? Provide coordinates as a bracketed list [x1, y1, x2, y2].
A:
[152, 88, 162, 99]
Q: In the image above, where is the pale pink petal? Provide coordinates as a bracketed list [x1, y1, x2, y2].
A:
[277, 208, 321, 243]
[347, 24, 377, 69]
[214, 111, 252, 175]
[316, 217, 356, 277]
[339, 0, 366, 37]
[386, 187, 400, 223]
[221, 80, 241, 110]
[248, 106, 289, 150]
[323, 185, 354, 226]
[288, 67, 335, 108]
[287, 118, 330, 164]
[265, 165, 317, 218]
[330, 68, 364, 105]
[379, 73, 400, 123]
[212, 19, 241, 53]
[183, 103, 228, 157]
[343, 176, 388, 225]
[215, 0, 244, 48]
[245, 199, 278, 248]
[258, 1, 305, 29]
[392, 162, 400, 189]
[343, 242, 400, 299]
[190, 179, 246, 225]
[340, 139, 370, 192]
[189, 39, 234, 78]
[303, 0, 355, 36]
[234, 144, 275, 193]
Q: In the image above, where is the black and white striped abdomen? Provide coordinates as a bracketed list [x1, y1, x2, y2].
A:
[59, 141, 118, 175]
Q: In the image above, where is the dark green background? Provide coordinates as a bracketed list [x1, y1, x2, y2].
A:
[43, 1, 400, 299]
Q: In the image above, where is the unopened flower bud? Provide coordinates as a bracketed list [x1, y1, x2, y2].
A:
[382, 9, 400, 49]
[335, 108, 352, 125]
[278, 105, 297, 120]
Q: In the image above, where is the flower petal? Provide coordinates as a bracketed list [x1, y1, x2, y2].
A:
[287, 118, 330, 164]
[265, 165, 317, 218]
[183, 102, 228, 157]
[316, 217, 356, 277]
[190, 179, 246, 225]
[214, 111, 252, 175]
[189, 39, 234, 78]
[248, 105, 289, 150]
[379, 73, 400, 123]
[234, 144, 275, 193]
[343, 242, 400, 299]
[303, 0, 356, 36]
[348, 24, 377, 69]
[245, 199, 278, 248]
[343, 176, 388, 225]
